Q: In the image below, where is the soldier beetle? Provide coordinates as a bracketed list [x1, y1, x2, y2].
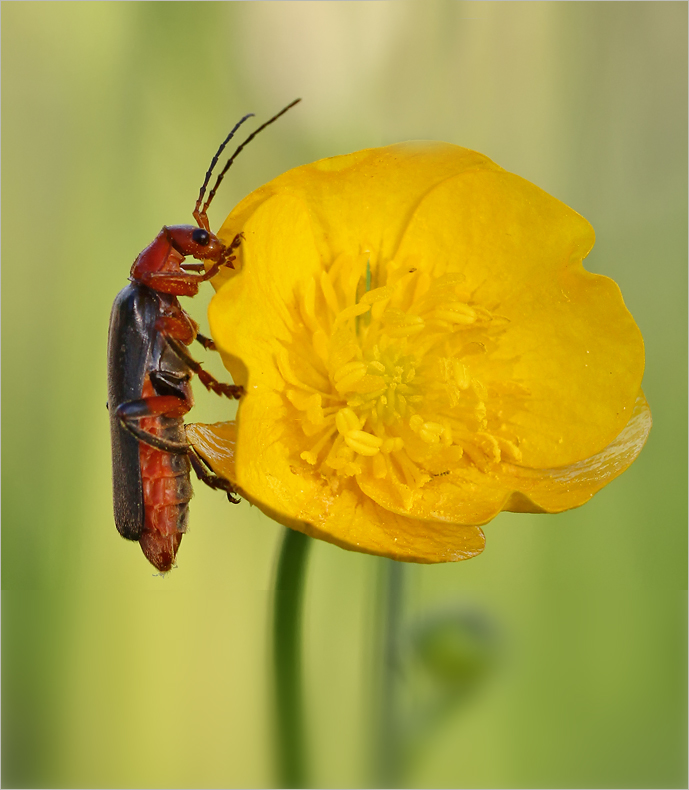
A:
[107, 100, 300, 572]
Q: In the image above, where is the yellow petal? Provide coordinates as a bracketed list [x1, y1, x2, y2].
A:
[394, 169, 645, 468]
[209, 193, 322, 390]
[355, 390, 651, 523]
[212, 142, 504, 291]
[501, 389, 652, 513]
[186, 420, 485, 563]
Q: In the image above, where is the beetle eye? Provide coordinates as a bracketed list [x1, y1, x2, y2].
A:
[192, 228, 210, 246]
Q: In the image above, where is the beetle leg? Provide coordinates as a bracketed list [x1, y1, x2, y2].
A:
[167, 337, 244, 399]
[116, 396, 191, 454]
[136, 271, 204, 297]
[195, 332, 217, 351]
[182, 235, 243, 275]
[149, 369, 192, 399]
[156, 314, 198, 345]
[225, 232, 244, 254]
[198, 255, 236, 282]
[138, 254, 238, 294]
[188, 448, 241, 504]
[188, 234, 243, 281]
[195, 233, 243, 280]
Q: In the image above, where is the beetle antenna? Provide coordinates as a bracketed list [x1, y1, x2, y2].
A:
[201, 99, 302, 218]
[193, 113, 255, 230]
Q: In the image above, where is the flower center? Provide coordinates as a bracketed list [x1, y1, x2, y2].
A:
[280, 253, 524, 496]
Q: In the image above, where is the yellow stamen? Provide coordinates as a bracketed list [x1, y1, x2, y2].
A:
[360, 285, 395, 305]
[284, 248, 520, 487]
[419, 421, 444, 444]
[333, 302, 370, 330]
[320, 270, 340, 316]
[372, 451, 387, 478]
[300, 427, 337, 465]
[333, 361, 367, 392]
[344, 430, 383, 456]
[336, 407, 362, 435]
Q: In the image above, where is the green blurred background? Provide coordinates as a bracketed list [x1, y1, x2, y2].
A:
[2, 2, 686, 788]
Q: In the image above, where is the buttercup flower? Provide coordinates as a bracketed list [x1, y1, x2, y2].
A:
[187, 142, 650, 563]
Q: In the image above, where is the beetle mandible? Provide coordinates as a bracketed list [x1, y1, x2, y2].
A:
[107, 100, 301, 573]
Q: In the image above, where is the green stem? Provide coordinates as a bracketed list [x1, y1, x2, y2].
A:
[272, 527, 312, 789]
[376, 558, 406, 788]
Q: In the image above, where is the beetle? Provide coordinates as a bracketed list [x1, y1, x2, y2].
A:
[107, 100, 300, 572]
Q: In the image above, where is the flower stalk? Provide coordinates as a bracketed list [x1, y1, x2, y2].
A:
[273, 527, 312, 788]
[376, 558, 406, 788]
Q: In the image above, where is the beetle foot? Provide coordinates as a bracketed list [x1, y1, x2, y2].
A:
[188, 447, 241, 503]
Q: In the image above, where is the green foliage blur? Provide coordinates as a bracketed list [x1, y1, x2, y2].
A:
[2, 2, 686, 788]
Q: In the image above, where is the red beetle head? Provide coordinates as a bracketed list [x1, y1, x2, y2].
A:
[166, 225, 227, 263]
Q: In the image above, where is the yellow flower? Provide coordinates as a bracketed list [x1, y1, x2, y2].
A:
[187, 142, 650, 563]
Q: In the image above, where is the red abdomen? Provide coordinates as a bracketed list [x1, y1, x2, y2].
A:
[138, 380, 193, 572]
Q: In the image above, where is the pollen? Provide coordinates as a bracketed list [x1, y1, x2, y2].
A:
[283, 256, 522, 496]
